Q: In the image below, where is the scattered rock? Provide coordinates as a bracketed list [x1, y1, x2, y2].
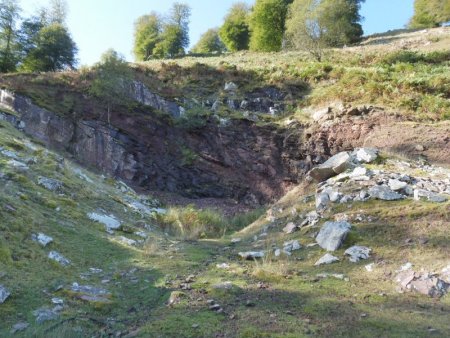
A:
[414, 189, 447, 203]
[32, 233, 53, 247]
[33, 308, 59, 324]
[315, 253, 339, 266]
[309, 152, 355, 181]
[316, 192, 330, 211]
[0, 284, 10, 304]
[213, 281, 233, 290]
[396, 271, 449, 298]
[224, 82, 238, 92]
[369, 185, 404, 201]
[388, 179, 408, 191]
[283, 240, 301, 253]
[345, 246, 371, 262]
[48, 251, 70, 266]
[231, 238, 241, 244]
[88, 212, 121, 232]
[283, 222, 297, 234]
[316, 221, 352, 251]
[10, 322, 29, 334]
[70, 283, 111, 303]
[38, 177, 63, 191]
[7, 159, 29, 170]
[238, 251, 265, 260]
[354, 148, 378, 163]
[117, 236, 137, 246]
[216, 263, 230, 269]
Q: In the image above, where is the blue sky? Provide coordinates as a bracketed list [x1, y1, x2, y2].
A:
[20, 0, 415, 66]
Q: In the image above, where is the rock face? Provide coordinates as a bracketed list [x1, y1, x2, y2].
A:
[316, 221, 352, 251]
[309, 152, 355, 181]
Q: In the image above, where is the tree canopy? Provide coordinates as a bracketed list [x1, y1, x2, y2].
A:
[285, 0, 364, 60]
[0, 0, 21, 72]
[190, 28, 226, 54]
[219, 2, 251, 52]
[133, 2, 191, 60]
[133, 13, 162, 61]
[249, 0, 290, 52]
[409, 0, 450, 28]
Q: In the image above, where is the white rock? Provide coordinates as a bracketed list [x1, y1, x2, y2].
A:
[7, 159, 29, 170]
[283, 240, 301, 252]
[216, 263, 230, 269]
[88, 212, 121, 232]
[365, 263, 375, 272]
[0, 284, 10, 304]
[117, 236, 137, 246]
[369, 185, 404, 201]
[32, 233, 53, 247]
[231, 238, 241, 244]
[345, 246, 371, 262]
[283, 222, 297, 234]
[388, 179, 407, 191]
[315, 253, 339, 266]
[355, 148, 378, 163]
[48, 251, 70, 266]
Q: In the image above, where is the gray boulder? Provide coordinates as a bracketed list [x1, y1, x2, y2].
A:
[369, 185, 404, 201]
[87, 212, 121, 232]
[38, 177, 63, 192]
[355, 148, 378, 163]
[0, 284, 10, 304]
[388, 179, 408, 191]
[309, 152, 355, 181]
[283, 222, 297, 234]
[33, 308, 59, 324]
[48, 251, 70, 266]
[283, 240, 301, 253]
[315, 253, 339, 266]
[345, 246, 371, 262]
[32, 233, 53, 247]
[316, 192, 330, 211]
[316, 221, 352, 251]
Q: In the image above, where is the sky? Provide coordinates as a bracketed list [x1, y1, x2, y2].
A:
[20, 0, 415, 66]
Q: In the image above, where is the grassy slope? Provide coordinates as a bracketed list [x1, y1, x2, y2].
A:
[1, 117, 448, 337]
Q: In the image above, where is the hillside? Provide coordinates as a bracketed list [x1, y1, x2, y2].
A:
[0, 27, 449, 337]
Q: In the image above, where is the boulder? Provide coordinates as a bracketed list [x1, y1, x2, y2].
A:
[369, 185, 404, 201]
[32, 233, 53, 247]
[10, 322, 29, 334]
[0, 284, 10, 304]
[33, 308, 59, 324]
[345, 246, 371, 262]
[316, 192, 330, 211]
[388, 179, 408, 191]
[315, 253, 339, 266]
[414, 189, 447, 203]
[87, 212, 121, 232]
[283, 240, 301, 253]
[354, 148, 378, 163]
[37, 177, 63, 192]
[283, 222, 297, 234]
[309, 152, 355, 182]
[316, 221, 352, 251]
[48, 251, 70, 266]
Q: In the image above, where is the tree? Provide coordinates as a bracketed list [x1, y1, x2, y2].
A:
[285, 0, 364, 60]
[190, 28, 226, 54]
[249, 0, 290, 52]
[168, 2, 191, 51]
[133, 12, 162, 61]
[0, 0, 21, 73]
[21, 23, 77, 72]
[47, 0, 68, 25]
[89, 49, 133, 124]
[409, 0, 450, 28]
[219, 2, 251, 51]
